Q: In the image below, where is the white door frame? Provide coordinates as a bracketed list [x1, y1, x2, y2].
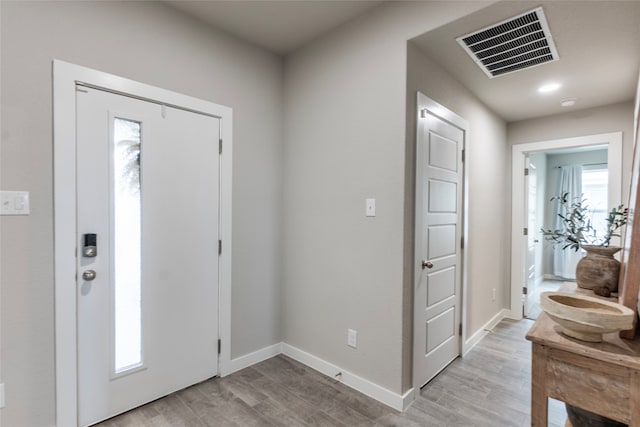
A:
[53, 60, 233, 426]
[510, 132, 622, 318]
[413, 92, 469, 389]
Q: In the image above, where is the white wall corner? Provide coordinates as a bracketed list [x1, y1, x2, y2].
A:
[281, 343, 408, 412]
[221, 343, 283, 377]
[462, 309, 508, 356]
[401, 387, 416, 411]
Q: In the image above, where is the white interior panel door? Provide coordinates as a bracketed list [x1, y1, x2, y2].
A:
[525, 159, 537, 317]
[77, 87, 220, 426]
[414, 94, 464, 389]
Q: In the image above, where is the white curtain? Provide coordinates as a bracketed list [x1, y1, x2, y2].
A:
[553, 165, 584, 279]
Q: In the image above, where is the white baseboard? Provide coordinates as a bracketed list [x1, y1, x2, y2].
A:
[400, 388, 415, 411]
[222, 342, 282, 376]
[281, 343, 412, 412]
[224, 314, 512, 410]
[462, 309, 508, 356]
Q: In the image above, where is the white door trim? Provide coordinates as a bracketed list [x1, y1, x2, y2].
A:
[413, 92, 469, 387]
[53, 60, 233, 426]
[509, 132, 622, 319]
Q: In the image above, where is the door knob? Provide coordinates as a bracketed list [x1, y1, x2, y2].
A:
[421, 261, 434, 269]
[82, 270, 97, 281]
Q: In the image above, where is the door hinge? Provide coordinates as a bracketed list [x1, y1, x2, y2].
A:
[523, 286, 528, 295]
[461, 149, 465, 162]
[458, 323, 462, 336]
[219, 138, 223, 155]
[218, 339, 221, 354]
[524, 168, 529, 176]
[460, 237, 464, 250]
[523, 228, 528, 236]
[218, 240, 222, 255]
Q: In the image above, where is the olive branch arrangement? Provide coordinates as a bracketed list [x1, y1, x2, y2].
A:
[540, 192, 627, 252]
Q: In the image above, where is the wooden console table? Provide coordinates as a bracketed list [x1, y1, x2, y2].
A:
[526, 312, 640, 426]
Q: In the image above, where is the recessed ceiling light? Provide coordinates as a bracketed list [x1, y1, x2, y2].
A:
[560, 98, 577, 107]
[538, 82, 562, 93]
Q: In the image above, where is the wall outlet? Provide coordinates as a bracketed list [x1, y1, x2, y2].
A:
[347, 329, 358, 348]
[492, 288, 496, 301]
[0, 383, 5, 408]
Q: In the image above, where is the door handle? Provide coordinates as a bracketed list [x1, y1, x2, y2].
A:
[421, 260, 434, 269]
[82, 270, 97, 281]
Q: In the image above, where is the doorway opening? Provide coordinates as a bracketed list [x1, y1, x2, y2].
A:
[524, 146, 609, 319]
[510, 132, 623, 320]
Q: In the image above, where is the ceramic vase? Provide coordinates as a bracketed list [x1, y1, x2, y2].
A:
[575, 245, 621, 292]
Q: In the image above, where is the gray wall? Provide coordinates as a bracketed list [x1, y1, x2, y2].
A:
[1, 2, 284, 425]
[509, 102, 635, 191]
[406, 43, 509, 347]
[282, 1, 493, 394]
[508, 102, 634, 296]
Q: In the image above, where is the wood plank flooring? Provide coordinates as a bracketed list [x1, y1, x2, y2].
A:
[95, 319, 567, 426]
[526, 280, 565, 320]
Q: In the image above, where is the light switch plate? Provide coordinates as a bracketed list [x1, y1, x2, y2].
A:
[347, 329, 358, 348]
[366, 198, 376, 217]
[1, 191, 30, 215]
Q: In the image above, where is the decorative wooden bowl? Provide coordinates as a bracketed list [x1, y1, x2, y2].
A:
[540, 292, 635, 342]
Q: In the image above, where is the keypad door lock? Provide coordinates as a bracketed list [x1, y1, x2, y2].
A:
[83, 233, 97, 257]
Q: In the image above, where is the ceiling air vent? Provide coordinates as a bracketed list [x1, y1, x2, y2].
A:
[456, 7, 559, 78]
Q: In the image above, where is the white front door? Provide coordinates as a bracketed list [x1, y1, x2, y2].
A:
[76, 86, 220, 426]
[414, 93, 465, 388]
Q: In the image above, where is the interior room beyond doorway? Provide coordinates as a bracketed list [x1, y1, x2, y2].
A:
[526, 146, 609, 319]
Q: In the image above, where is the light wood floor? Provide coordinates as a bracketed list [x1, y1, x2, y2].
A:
[526, 279, 566, 320]
[96, 319, 567, 426]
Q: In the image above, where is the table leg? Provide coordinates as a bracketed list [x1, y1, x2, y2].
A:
[531, 344, 548, 427]
[631, 370, 640, 427]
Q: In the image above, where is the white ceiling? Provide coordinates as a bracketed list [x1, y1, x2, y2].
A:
[164, 0, 640, 123]
[411, 1, 640, 122]
[164, 0, 383, 55]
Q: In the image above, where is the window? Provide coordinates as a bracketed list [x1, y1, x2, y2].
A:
[582, 168, 608, 240]
[112, 117, 143, 375]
